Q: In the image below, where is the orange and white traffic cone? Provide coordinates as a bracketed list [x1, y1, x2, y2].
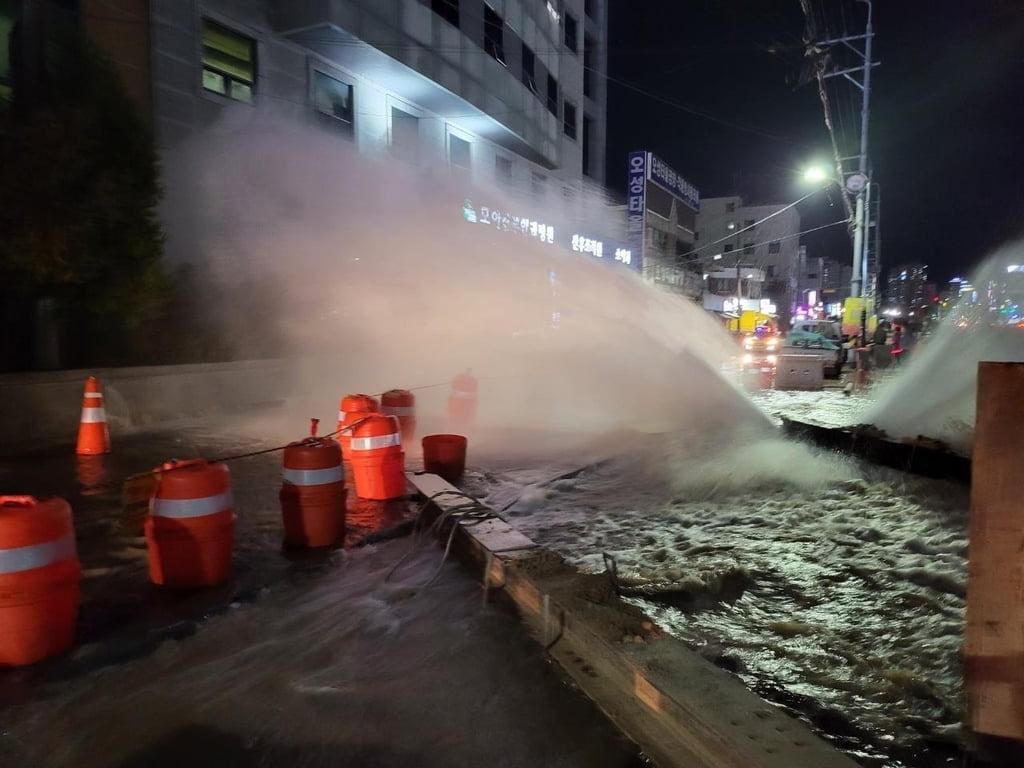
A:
[76, 377, 111, 455]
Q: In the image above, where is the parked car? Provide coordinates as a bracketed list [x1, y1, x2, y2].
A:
[791, 319, 849, 364]
[780, 331, 845, 379]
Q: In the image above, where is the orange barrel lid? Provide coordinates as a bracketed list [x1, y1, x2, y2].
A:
[0, 496, 75, 560]
[152, 459, 231, 500]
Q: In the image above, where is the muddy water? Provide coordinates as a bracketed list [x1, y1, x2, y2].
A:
[469, 436, 971, 768]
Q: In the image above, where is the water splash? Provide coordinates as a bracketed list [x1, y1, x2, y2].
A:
[159, 107, 771, 445]
[865, 240, 1024, 454]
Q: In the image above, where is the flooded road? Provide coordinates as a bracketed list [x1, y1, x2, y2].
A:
[0, 425, 646, 768]
[468, 423, 972, 768]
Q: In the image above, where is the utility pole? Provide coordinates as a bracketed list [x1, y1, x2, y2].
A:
[805, 0, 878, 345]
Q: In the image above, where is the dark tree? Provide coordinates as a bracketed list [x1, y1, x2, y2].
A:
[0, 15, 167, 371]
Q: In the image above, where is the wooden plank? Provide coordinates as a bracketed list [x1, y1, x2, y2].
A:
[966, 362, 1024, 740]
[406, 472, 860, 768]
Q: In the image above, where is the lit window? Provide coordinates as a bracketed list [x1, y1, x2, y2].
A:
[201, 19, 256, 103]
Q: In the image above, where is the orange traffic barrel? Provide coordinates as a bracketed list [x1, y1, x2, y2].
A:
[349, 414, 406, 500]
[280, 431, 345, 548]
[381, 389, 416, 444]
[76, 376, 111, 455]
[422, 434, 468, 485]
[336, 393, 379, 459]
[145, 459, 235, 588]
[448, 370, 478, 429]
[0, 496, 80, 666]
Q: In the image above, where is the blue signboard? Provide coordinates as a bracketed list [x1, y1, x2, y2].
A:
[627, 151, 647, 269]
[648, 152, 700, 211]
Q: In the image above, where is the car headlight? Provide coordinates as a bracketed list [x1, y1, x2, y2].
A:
[743, 353, 753, 364]
[743, 340, 753, 350]
[767, 355, 777, 364]
[766, 339, 777, 350]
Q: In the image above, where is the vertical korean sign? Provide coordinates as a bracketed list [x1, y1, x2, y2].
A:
[627, 151, 647, 273]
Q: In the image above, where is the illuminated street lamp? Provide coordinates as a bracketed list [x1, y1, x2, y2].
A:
[802, 163, 870, 343]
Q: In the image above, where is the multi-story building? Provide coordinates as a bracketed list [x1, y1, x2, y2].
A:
[2, 0, 613, 247]
[694, 196, 802, 328]
[885, 263, 929, 314]
[622, 150, 701, 298]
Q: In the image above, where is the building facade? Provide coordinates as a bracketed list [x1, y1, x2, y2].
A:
[623, 150, 702, 298]
[80, 0, 609, 194]
[694, 196, 802, 328]
[885, 262, 929, 314]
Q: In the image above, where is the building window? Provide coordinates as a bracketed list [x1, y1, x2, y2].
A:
[312, 70, 353, 136]
[391, 106, 419, 159]
[201, 19, 256, 103]
[583, 36, 595, 98]
[582, 114, 592, 176]
[495, 155, 513, 181]
[725, 202, 735, 213]
[563, 100, 577, 139]
[430, 0, 459, 27]
[521, 43, 536, 93]
[743, 242, 754, 255]
[768, 241, 781, 254]
[724, 244, 734, 252]
[563, 12, 578, 53]
[449, 134, 471, 169]
[766, 265, 776, 278]
[652, 229, 668, 250]
[531, 172, 546, 196]
[0, 8, 13, 106]
[547, 74, 558, 116]
[744, 219, 755, 228]
[483, 5, 505, 66]
[585, 0, 596, 19]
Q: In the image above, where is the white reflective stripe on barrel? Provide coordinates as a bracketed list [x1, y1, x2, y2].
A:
[80, 407, 107, 423]
[450, 391, 476, 399]
[150, 490, 234, 519]
[282, 466, 343, 486]
[85, 392, 103, 399]
[349, 433, 401, 451]
[0, 532, 77, 574]
[381, 406, 414, 416]
[337, 410, 344, 422]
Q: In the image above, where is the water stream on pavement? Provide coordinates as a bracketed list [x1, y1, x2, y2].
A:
[5, 110, 1009, 767]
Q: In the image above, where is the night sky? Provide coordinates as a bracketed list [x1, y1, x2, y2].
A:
[604, 0, 1024, 287]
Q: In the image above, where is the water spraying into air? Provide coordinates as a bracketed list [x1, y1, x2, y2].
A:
[865, 240, 1024, 454]
[160, 108, 773, 447]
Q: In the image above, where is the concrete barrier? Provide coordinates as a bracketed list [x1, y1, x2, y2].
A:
[0, 359, 291, 453]
[774, 355, 824, 391]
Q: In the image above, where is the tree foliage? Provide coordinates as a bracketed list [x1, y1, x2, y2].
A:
[0, 19, 167, 368]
